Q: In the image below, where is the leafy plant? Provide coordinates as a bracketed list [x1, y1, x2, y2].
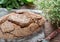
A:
[34, 0, 60, 28]
[0, 0, 34, 9]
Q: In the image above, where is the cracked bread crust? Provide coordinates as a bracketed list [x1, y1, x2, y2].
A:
[0, 11, 45, 39]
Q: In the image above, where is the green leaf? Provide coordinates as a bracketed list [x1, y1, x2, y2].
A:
[12, 0, 20, 8]
[0, 0, 8, 4]
[26, 0, 34, 2]
[0, 0, 4, 4]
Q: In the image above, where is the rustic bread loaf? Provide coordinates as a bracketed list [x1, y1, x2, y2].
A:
[0, 11, 45, 39]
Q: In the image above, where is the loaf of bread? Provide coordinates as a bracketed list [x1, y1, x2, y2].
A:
[0, 11, 45, 39]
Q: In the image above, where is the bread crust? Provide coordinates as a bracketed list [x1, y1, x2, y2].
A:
[0, 11, 45, 39]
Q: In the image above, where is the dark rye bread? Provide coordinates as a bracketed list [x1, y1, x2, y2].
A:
[0, 11, 45, 39]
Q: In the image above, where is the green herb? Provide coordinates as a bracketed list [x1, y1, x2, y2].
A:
[0, 0, 34, 10]
[34, 0, 60, 28]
